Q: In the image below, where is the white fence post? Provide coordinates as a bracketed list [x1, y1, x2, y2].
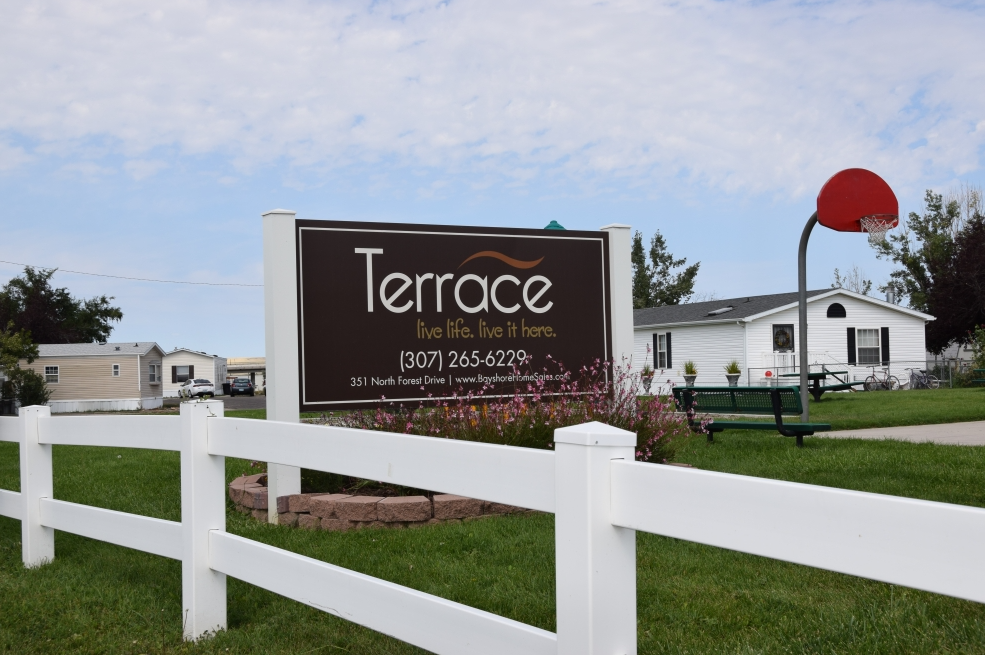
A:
[20, 405, 53, 568]
[554, 421, 637, 655]
[263, 208, 302, 523]
[180, 399, 227, 640]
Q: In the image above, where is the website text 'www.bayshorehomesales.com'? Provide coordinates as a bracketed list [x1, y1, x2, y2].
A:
[453, 372, 570, 385]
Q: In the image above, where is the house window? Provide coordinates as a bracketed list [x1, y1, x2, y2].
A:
[826, 303, 847, 318]
[857, 329, 881, 364]
[772, 324, 794, 353]
[175, 365, 190, 383]
[44, 366, 59, 384]
[652, 332, 672, 369]
[112, 364, 121, 377]
[149, 364, 159, 383]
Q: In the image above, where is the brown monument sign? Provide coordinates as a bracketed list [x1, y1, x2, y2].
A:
[296, 220, 611, 410]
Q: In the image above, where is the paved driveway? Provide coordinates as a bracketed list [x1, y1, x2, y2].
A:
[822, 421, 985, 446]
[222, 395, 266, 411]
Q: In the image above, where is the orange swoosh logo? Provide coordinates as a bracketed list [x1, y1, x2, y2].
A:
[458, 251, 544, 269]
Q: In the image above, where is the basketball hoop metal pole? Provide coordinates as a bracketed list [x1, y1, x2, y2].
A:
[797, 212, 818, 423]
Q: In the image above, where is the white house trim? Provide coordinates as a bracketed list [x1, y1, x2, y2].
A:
[742, 289, 935, 323]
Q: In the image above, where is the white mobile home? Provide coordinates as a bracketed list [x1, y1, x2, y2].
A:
[633, 289, 934, 389]
[162, 348, 228, 398]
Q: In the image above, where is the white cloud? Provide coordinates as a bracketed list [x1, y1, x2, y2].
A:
[0, 140, 31, 171]
[59, 161, 115, 177]
[1, 0, 983, 196]
[123, 158, 168, 180]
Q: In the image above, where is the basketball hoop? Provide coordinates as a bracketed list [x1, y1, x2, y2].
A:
[859, 214, 898, 246]
[800, 169, 899, 423]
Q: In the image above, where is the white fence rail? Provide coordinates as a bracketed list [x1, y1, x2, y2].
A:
[209, 417, 556, 513]
[0, 401, 983, 653]
[39, 498, 183, 560]
[609, 461, 985, 604]
[38, 414, 180, 450]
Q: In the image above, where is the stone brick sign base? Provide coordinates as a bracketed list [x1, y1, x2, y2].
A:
[229, 474, 530, 531]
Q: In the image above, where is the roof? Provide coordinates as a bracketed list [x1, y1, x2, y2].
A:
[634, 291, 828, 327]
[37, 342, 162, 357]
[634, 289, 934, 328]
[166, 347, 223, 359]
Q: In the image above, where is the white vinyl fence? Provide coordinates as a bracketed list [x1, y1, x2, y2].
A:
[1, 400, 984, 654]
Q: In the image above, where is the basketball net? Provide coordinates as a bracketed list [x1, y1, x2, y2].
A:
[859, 214, 897, 246]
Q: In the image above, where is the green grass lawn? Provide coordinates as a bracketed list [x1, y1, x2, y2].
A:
[808, 386, 985, 431]
[1, 394, 984, 653]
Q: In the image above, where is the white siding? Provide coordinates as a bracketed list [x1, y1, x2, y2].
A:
[633, 291, 930, 389]
[633, 322, 745, 391]
[744, 292, 927, 385]
[162, 352, 227, 397]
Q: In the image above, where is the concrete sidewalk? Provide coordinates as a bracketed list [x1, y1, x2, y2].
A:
[822, 421, 985, 446]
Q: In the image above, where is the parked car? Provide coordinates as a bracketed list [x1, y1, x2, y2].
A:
[179, 378, 215, 398]
[229, 377, 255, 397]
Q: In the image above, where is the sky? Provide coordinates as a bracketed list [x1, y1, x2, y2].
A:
[1, 0, 984, 357]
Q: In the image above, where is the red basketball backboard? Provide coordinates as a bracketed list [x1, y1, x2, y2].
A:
[816, 168, 898, 232]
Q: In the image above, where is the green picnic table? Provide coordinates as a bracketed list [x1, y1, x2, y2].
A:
[778, 370, 865, 401]
[672, 385, 831, 447]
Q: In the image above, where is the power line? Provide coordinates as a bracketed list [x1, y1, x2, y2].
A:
[0, 259, 263, 287]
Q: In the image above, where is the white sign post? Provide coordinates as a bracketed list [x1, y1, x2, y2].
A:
[601, 223, 634, 373]
[262, 209, 302, 522]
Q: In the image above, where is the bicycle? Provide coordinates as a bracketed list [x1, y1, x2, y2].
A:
[905, 367, 941, 390]
[864, 367, 900, 391]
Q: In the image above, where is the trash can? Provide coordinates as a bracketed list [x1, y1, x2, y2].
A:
[222, 382, 231, 396]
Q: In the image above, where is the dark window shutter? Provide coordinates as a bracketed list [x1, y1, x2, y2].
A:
[652, 334, 658, 366]
[666, 332, 672, 369]
[881, 327, 890, 365]
[171, 366, 177, 383]
[847, 328, 856, 364]
[189, 365, 195, 379]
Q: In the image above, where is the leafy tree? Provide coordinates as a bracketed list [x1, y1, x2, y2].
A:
[10, 369, 51, 406]
[631, 231, 655, 308]
[970, 324, 985, 371]
[0, 322, 37, 372]
[923, 214, 985, 353]
[0, 267, 122, 344]
[0, 321, 44, 405]
[876, 190, 960, 314]
[631, 230, 700, 308]
[831, 265, 872, 296]
[878, 189, 985, 353]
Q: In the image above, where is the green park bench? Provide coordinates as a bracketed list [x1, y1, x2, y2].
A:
[672, 385, 832, 448]
[972, 369, 985, 386]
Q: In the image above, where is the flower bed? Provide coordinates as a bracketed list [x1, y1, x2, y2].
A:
[330, 358, 691, 462]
